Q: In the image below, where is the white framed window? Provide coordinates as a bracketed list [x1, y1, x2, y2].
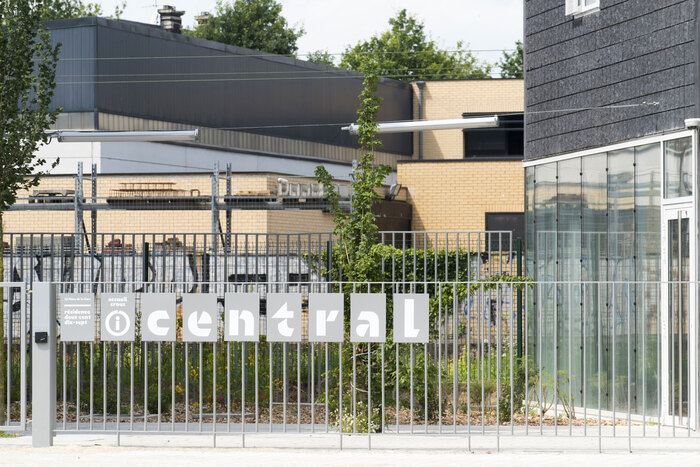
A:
[565, 0, 600, 17]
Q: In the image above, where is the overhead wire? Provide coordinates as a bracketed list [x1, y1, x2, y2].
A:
[207, 102, 659, 130]
[42, 103, 659, 134]
[54, 66, 502, 78]
[50, 154, 354, 172]
[47, 48, 518, 62]
[39, 103, 660, 172]
[55, 71, 509, 85]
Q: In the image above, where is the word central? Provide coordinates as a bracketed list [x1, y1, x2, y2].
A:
[59, 292, 429, 344]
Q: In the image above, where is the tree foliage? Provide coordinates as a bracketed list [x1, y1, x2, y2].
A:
[0, 0, 61, 424]
[35, 0, 103, 21]
[340, 10, 491, 82]
[315, 59, 391, 281]
[306, 49, 336, 67]
[188, 0, 304, 55]
[499, 40, 523, 78]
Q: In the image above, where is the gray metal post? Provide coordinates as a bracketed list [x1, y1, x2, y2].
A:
[211, 163, 220, 281]
[226, 163, 232, 252]
[91, 163, 97, 253]
[75, 162, 83, 241]
[32, 283, 57, 447]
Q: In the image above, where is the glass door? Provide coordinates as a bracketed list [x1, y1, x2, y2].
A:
[661, 206, 696, 427]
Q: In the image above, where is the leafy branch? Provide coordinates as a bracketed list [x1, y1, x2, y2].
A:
[315, 58, 391, 282]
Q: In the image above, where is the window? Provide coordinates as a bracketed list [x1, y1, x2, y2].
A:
[463, 113, 523, 159]
[663, 137, 693, 199]
[485, 212, 524, 251]
[565, 0, 599, 17]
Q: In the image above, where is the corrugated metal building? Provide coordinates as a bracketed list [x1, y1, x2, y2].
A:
[42, 16, 413, 177]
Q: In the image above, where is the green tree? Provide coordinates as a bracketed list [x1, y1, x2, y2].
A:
[315, 58, 391, 280]
[35, 0, 103, 21]
[0, 0, 61, 424]
[306, 49, 335, 67]
[499, 40, 523, 78]
[188, 0, 304, 55]
[340, 9, 491, 82]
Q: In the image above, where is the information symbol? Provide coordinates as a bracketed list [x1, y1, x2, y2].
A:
[105, 309, 131, 337]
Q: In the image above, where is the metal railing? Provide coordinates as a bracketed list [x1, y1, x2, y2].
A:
[16, 279, 700, 452]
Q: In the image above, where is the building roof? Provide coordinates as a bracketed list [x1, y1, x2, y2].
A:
[47, 17, 413, 156]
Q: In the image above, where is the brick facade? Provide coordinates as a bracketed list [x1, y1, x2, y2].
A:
[411, 79, 524, 160]
[397, 160, 523, 242]
[4, 173, 335, 234]
[399, 80, 525, 239]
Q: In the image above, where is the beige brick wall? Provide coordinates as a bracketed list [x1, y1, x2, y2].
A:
[397, 160, 523, 241]
[3, 173, 335, 234]
[411, 79, 524, 160]
[267, 210, 335, 234]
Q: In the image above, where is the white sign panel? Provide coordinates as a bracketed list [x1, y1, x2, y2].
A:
[393, 293, 430, 343]
[350, 293, 386, 343]
[224, 293, 259, 342]
[266, 293, 302, 342]
[182, 294, 218, 342]
[60, 293, 95, 342]
[100, 293, 136, 341]
[308, 293, 344, 342]
[141, 293, 177, 341]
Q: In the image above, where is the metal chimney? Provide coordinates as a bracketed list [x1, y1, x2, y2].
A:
[158, 5, 185, 34]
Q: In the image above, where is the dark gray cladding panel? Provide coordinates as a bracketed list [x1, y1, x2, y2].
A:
[92, 19, 412, 154]
[45, 17, 412, 155]
[524, 0, 698, 160]
[48, 20, 97, 113]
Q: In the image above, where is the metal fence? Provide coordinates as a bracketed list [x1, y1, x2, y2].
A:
[1, 231, 515, 338]
[8, 279, 700, 452]
[2, 231, 515, 285]
[42, 279, 521, 445]
[13, 231, 700, 451]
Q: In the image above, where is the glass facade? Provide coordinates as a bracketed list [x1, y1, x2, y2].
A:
[525, 138, 669, 414]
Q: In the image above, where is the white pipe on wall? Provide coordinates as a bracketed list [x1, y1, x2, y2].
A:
[342, 116, 499, 135]
[52, 129, 199, 142]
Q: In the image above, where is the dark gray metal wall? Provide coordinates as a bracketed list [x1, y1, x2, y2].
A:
[47, 17, 413, 155]
[524, 0, 697, 160]
[49, 19, 96, 113]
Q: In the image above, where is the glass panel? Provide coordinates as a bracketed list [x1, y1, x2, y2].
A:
[582, 153, 607, 409]
[525, 167, 536, 357]
[664, 137, 692, 198]
[668, 217, 689, 418]
[608, 147, 635, 412]
[530, 142, 664, 417]
[557, 158, 582, 407]
[635, 143, 661, 415]
[534, 163, 557, 376]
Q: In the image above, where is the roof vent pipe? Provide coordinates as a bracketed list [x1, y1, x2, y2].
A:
[158, 5, 185, 34]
